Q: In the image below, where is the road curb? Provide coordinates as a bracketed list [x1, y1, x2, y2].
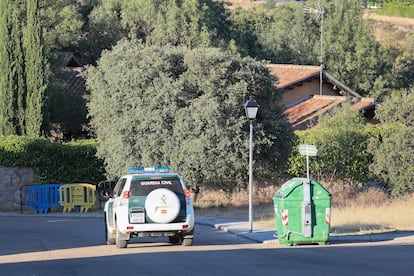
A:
[195, 216, 414, 245]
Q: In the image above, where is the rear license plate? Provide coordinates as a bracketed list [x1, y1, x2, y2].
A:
[130, 212, 145, 223]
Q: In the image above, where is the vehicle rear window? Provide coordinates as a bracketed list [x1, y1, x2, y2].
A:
[130, 177, 184, 196]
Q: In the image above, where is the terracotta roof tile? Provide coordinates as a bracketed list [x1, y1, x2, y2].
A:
[284, 95, 346, 130]
[54, 52, 87, 98]
[63, 67, 86, 98]
[351, 97, 376, 110]
[283, 95, 376, 130]
[266, 64, 320, 89]
[60, 52, 83, 67]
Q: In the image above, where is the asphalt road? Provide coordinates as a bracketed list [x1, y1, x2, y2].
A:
[0, 216, 413, 276]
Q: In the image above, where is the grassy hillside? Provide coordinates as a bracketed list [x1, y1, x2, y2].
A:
[221, 1, 414, 45]
[364, 11, 414, 45]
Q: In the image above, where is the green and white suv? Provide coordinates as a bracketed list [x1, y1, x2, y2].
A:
[104, 167, 195, 248]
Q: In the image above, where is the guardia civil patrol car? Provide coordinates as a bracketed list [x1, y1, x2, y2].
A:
[104, 167, 195, 248]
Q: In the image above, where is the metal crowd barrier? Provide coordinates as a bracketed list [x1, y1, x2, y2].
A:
[59, 183, 96, 212]
[25, 184, 63, 214]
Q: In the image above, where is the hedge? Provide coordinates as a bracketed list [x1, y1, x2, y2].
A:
[0, 136, 106, 184]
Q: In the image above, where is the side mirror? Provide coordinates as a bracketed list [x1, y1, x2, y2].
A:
[100, 189, 113, 200]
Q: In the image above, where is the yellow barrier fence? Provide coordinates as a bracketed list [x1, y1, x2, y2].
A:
[59, 183, 96, 212]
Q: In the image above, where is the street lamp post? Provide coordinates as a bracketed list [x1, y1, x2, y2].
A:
[244, 96, 259, 233]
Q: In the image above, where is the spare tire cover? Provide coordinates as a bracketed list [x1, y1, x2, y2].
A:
[145, 188, 181, 223]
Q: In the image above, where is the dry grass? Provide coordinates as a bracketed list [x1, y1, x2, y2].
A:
[194, 184, 414, 234]
[218, 0, 266, 10]
[194, 185, 277, 209]
[331, 192, 414, 234]
[364, 12, 414, 30]
[364, 11, 414, 46]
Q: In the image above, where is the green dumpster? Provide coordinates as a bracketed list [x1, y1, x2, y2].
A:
[273, 178, 331, 246]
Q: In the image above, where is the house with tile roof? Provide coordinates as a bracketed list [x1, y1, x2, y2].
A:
[61, 52, 86, 97]
[50, 52, 88, 142]
[266, 64, 376, 130]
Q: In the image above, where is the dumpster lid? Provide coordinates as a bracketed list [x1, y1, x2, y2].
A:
[273, 178, 330, 199]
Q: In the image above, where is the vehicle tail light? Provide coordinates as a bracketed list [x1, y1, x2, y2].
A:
[123, 191, 131, 199]
[182, 224, 189, 229]
[184, 189, 191, 198]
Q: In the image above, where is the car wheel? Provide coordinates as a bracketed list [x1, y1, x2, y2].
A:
[105, 213, 115, 245]
[168, 234, 181, 244]
[115, 220, 128, 248]
[145, 188, 180, 223]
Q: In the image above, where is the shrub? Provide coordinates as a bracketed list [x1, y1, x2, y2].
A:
[287, 106, 374, 185]
[0, 135, 106, 184]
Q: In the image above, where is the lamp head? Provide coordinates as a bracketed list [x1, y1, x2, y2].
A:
[244, 96, 259, 120]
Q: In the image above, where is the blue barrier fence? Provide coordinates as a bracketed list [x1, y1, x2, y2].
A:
[25, 184, 63, 214]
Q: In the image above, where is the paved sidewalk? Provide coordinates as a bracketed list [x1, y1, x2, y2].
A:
[195, 216, 414, 245]
[2, 211, 414, 245]
[196, 216, 277, 244]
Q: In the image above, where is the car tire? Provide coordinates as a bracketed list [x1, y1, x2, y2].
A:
[168, 234, 181, 244]
[115, 220, 128, 248]
[105, 214, 115, 245]
[145, 188, 180, 223]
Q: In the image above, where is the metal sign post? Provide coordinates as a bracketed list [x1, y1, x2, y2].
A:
[299, 144, 318, 238]
[299, 144, 318, 181]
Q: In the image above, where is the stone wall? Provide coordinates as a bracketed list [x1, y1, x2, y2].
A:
[0, 166, 34, 211]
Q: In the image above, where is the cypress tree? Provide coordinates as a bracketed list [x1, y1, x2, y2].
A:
[13, 0, 27, 135]
[23, 0, 46, 137]
[0, 0, 46, 137]
[0, 1, 24, 135]
[0, 0, 12, 135]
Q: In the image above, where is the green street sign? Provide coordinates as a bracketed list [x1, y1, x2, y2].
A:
[299, 144, 318, 156]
